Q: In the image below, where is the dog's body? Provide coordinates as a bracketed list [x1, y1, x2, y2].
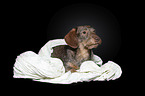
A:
[51, 25, 102, 72]
[52, 45, 93, 72]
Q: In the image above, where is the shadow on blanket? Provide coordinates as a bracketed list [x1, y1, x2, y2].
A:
[13, 39, 122, 84]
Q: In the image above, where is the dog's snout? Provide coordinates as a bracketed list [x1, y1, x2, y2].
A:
[94, 35, 102, 44]
[95, 38, 100, 42]
[98, 38, 102, 44]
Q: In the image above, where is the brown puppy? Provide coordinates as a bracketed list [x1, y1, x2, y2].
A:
[51, 25, 102, 72]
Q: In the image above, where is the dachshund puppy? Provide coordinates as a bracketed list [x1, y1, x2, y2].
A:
[51, 25, 102, 72]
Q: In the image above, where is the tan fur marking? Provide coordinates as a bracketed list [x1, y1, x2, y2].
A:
[76, 42, 90, 61]
[67, 62, 79, 69]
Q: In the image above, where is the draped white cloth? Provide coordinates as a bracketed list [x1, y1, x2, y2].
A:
[13, 39, 122, 84]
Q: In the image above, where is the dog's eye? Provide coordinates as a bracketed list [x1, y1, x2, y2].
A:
[83, 31, 86, 34]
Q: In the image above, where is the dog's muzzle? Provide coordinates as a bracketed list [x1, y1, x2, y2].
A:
[94, 35, 102, 45]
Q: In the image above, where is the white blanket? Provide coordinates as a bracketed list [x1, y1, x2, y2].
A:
[13, 39, 122, 84]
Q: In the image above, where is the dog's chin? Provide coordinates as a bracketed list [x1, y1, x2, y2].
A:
[86, 44, 99, 49]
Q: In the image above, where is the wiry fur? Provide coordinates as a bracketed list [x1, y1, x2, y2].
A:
[51, 25, 102, 72]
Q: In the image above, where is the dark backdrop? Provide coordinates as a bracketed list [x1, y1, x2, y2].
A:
[47, 4, 121, 63]
[6, 1, 132, 93]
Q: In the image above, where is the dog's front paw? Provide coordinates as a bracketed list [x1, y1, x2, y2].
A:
[65, 62, 79, 72]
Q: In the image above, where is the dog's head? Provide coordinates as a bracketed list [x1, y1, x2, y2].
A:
[64, 25, 102, 49]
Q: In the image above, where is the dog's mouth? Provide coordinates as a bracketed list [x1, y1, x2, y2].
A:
[85, 43, 100, 49]
[84, 38, 102, 49]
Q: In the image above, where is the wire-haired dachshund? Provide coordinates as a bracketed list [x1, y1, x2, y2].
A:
[52, 25, 102, 72]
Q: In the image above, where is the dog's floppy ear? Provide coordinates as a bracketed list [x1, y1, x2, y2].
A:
[64, 28, 78, 48]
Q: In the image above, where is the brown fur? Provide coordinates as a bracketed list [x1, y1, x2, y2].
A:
[51, 25, 102, 72]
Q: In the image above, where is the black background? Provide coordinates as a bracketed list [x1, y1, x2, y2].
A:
[47, 4, 122, 63]
[5, 0, 133, 94]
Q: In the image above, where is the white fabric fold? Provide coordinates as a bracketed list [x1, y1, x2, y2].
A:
[13, 39, 122, 84]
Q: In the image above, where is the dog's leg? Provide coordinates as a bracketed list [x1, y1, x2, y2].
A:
[64, 49, 79, 72]
[65, 62, 79, 72]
